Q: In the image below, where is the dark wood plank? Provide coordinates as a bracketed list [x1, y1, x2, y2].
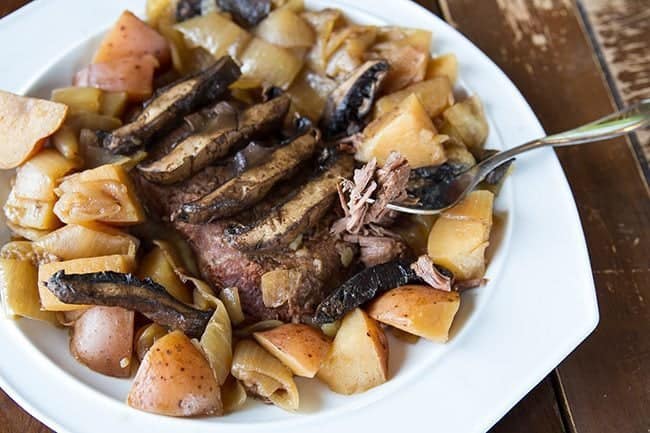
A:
[0, 390, 53, 433]
[440, 1, 650, 433]
[0, 0, 30, 18]
[579, 0, 650, 181]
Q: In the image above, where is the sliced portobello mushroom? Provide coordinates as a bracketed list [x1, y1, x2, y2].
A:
[320, 60, 389, 140]
[176, 127, 320, 223]
[45, 270, 212, 338]
[313, 259, 422, 324]
[226, 152, 354, 252]
[176, 0, 202, 21]
[217, 0, 271, 27]
[98, 56, 241, 154]
[137, 95, 291, 184]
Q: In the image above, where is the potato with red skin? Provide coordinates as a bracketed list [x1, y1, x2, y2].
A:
[128, 330, 223, 417]
[254, 324, 331, 378]
[74, 55, 159, 101]
[93, 10, 170, 65]
[70, 306, 135, 377]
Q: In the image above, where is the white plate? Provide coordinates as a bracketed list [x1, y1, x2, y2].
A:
[0, 1, 598, 432]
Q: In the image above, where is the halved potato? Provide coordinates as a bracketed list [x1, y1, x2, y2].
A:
[317, 308, 388, 394]
[0, 90, 68, 169]
[38, 254, 135, 311]
[74, 55, 160, 102]
[374, 77, 454, 118]
[0, 258, 57, 324]
[357, 94, 447, 168]
[426, 53, 459, 85]
[367, 285, 460, 343]
[440, 96, 489, 154]
[128, 330, 223, 416]
[427, 190, 494, 280]
[254, 323, 331, 378]
[93, 11, 171, 65]
[70, 306, 135, 377]
[34, 223, 139, 260]
[12, 148, 79, 202]
[54, 163, 145, 225]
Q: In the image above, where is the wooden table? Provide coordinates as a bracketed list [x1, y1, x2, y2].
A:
[1, 1, 648, 432]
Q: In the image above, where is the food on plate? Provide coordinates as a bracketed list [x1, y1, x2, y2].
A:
[254, 323, 331, 377]
[0, 91, 68, 169]
[70, 306, 135, 377]
[367, 285, 460, 342]
[128, 330, 223, 416]
[318, 308, 388, 394]
[0, 0, 504, 418]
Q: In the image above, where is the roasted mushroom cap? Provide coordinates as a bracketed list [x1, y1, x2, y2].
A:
[313, 259, 422, 324]
[98, 57, 241, 154]
[226, 152, 354, 252]
[176, 127, 320, 223]
[320, 60, 390, 140]
[217, 0, 271, 27]
[45, 270, 213, 338]
[137, 95, 291, 184]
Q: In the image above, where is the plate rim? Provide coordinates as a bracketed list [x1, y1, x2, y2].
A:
[0, 1, 599, 432]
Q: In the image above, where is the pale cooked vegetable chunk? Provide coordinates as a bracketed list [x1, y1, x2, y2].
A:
[231, 339, 299, 411]
[175, 12, 251, 59]
[51, 87, 103, 114]
[318, 308, 388, 394]
[254, 323, 331, 378]
[357, 94, 446, 168]
[34, 223, 139, 260]
[70, 306, 135, 377]
[12, 149, 79, 202]
[374, 77, 454, 118]
[367, 285, 460, 343]
[287, 68, 336, 120]
[3, 189, 61, 230]
[0, 258, 57, 323]
[100, 91, 128, 118]
[38, 254, 135, 311]
[427, 190, 494, 280]
[52, 125, 80, 160]
[66, 113, 122, 132]
[255, 8, 315, 48]
[54, 163, 145, 225]
[138, 246, 192, 304]
[426, 53, 459, 85]
[240, 37, 303, 89]
[93, 11, 171, 65]
[440, 96, 489, 154]
[0, 90, 68, 169]
[128, 330, 223, 416]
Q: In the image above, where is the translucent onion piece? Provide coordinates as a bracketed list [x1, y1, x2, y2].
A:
[35, 223, 139, 260]
[174, 12, 251, 60]
[221, 375, 247, 413]
[231, 339, 299, 411]
[200, 298, 232, 385]
[0, 258, 57, 324]
[0, 241, 57, 265]
[233, 320, 283, 338]
[51, 125, 81, 160]
[239, 37, 303, 89]
[138, 246, 193, 304]
[255, 8, 315, 48]
[219, 287, 245, 325]
[5, 221, 50, 242]
[51, 87, 103, 114]
[320, 320, 341, 338]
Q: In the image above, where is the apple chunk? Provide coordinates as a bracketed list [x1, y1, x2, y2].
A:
[254, 323, 331, 378]
[318, 308, 388, 395]
[367, 285, 460, 343]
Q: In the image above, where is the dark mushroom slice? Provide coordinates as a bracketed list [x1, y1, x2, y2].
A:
[176, 0, 202, 21]
[216, 0, 271, 27]
[137, 95, 291, 185]
[320, 60, 389, 140]
[98, 56, 241, 154]
[313, 259, 422, 324]
[226, 153, 354, 252]
[45, 270, 212, 338]
[177, 127, 320, 223]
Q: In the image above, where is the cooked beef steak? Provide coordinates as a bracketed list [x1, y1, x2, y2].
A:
[134, 163, 353, 322]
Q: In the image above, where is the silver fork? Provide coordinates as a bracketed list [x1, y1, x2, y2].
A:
[383, 98, 650, 215]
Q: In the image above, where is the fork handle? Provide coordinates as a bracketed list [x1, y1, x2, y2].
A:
[476, 98, 650, 177]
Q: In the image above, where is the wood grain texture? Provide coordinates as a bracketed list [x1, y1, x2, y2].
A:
[440, 1, 650, 433]
[0, 0, 30, 17]
[0, 390, 53, 433]
[579, 0, 650, 181]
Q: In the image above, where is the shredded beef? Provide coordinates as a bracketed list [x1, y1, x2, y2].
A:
[410, 255, 452, 291]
